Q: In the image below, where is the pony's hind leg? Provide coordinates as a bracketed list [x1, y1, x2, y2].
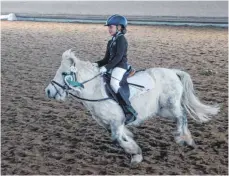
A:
[173, 105, 195, 147]
[110, 122, 142, 165]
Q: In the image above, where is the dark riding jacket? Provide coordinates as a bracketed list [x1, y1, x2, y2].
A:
[96, 32, 128, 71]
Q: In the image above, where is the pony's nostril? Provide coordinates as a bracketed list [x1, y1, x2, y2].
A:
[47, 89, 51, 96]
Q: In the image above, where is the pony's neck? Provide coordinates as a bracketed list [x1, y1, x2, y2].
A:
[76, 60, 105, 99]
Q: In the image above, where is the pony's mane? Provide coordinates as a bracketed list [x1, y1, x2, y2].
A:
[61, 49, 99, 74]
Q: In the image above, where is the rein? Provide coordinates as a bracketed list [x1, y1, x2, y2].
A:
[51, 65, 145, 102]
[68, 92, 111, 102]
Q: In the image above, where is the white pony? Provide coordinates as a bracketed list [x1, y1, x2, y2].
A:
[45, 49, 219, 165]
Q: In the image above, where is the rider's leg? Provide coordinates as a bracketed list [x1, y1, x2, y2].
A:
[110, 67, 126, 93]
[110, 67, 138, 124]
[116, 88, 138, 116]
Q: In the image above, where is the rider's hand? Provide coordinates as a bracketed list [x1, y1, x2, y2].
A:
[92, 62, 98, 67]
[99, 66, 107, 74]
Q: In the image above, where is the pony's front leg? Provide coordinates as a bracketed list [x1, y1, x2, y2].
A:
[110, 121, 143, 165]
[92, 115, 110, 132]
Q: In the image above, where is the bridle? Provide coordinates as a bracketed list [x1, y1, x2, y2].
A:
[50, 64, 111, 102]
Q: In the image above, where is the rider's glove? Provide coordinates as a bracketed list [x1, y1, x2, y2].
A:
[99, 66, 107, 74]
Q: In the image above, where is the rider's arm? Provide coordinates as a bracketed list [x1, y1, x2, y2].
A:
[105, 35, 126, 70]
[96, 40, 111, 67]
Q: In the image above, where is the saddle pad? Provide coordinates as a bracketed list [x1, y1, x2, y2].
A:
[127, 71, 155, 90]
[127, 71, 155, 98]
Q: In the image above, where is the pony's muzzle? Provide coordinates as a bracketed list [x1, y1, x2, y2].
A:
[45, 87, 52, 98]
[45, 84, 57, 99]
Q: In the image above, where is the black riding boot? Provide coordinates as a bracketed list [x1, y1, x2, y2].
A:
[116, 88, 138, 125]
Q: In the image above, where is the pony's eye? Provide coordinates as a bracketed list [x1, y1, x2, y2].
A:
[62, 72, 67, 76]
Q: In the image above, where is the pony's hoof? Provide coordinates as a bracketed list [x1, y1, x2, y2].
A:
[175, 136, 185, 145]
[112, 139, 120, 148]
[175, 136, 196, 148]
[187, 139, 197, 148]
[178, 140, 185, 146]
[130, 154, 143, 166]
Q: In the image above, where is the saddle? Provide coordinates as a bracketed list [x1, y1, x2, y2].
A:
[128, 68, 136, 78]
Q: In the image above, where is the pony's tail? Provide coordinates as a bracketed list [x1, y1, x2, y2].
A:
[173, 69, 220, 122]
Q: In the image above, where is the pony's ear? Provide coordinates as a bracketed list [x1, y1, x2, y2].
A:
[70, 49, 79, 62]
[62, 57, 75, 67]
[62, 49, 78, 66]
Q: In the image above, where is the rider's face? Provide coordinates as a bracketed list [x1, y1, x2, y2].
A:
[108, 25, 117, 36]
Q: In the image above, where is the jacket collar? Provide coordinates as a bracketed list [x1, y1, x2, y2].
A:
[112, 31, 122, 40]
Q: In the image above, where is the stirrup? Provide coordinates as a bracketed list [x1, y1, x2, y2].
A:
[126, 106, 138, 117]
[125, 114, 136, 125]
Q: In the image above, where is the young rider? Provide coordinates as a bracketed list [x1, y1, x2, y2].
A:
[94, 14, 137, 124]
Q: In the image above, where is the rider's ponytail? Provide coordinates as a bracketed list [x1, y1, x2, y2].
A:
[121, 26, 127, 34]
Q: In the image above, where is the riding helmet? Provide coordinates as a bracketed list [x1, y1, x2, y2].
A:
[105, 14, 128, 28]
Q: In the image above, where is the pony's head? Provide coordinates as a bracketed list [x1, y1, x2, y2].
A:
[45, 49, 98, 101]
